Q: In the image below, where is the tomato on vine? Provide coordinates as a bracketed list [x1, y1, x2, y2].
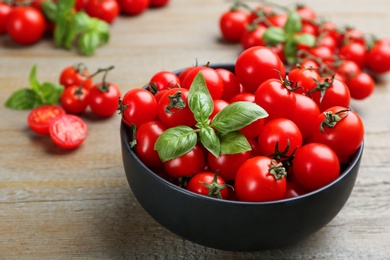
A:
[60, 85, 89, 114]
[59, 63, 94, 90]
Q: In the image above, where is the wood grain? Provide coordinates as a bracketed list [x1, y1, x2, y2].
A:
[1, 0, 390, 258]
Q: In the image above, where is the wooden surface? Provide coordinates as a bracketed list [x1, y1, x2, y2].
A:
[1, 0, 390, 258]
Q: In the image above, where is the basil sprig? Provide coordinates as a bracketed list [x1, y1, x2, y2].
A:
[4, 65, 64, 110]
[262, 10, 316, 64]
[154, 72, 268, 162]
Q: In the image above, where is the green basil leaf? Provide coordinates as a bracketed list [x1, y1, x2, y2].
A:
[4, 89, 42, 110]
[211, 101, 268, 133]
[219, 131, 252, 155]
[78, 31, 100, 56]
[284, 10, 302, 35]
[293, 33, 316, 47]
[154, 126, 197, 162]
[39, 82, 64, 104]
[263, 27, 287, 45]
[28, 64, 40, 93]
[284, 40, 298, 65]
[57, 0, 75, 12]
[63, 12, 89, 49]
[41, 1, 59, 22]
[54, 18, 68, 47]
[199, 126, 220, 157]
[188, 72, 214, 126]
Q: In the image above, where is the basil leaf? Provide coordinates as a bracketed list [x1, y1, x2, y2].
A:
[154, 126, 197, 162]
[219, 131, 252, 155]
[284, 40, 298, 65]
[188, 72, 214, 126]
[39, 82, 64, 104]
[4, 89, 42, 110]
[57, 0, 75, 12]
[78, 31, 100, 56]
[211, 101, 268, 133]
[293, 33, 316, 47]
[284, 10, 302, 36]
[263, 27, 287, 45]
[199, 126, 220, 157]
[29, 65, 40, 93]
[54, 18, 68, 47]
[41, 1, 59, 22]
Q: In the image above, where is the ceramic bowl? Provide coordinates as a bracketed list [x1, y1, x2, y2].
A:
[120, 63, 364, 251]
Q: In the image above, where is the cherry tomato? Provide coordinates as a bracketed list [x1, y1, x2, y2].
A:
[164, 145, 206, 179]
[334, 60, 361, 82]
[338, 42, 367, 69]
[6, 6, 46, 45]
[182, 66, 224, 100]
[284, 181, 308, 199]
[60, 86, 89, 114]
[49, 114, 88, 149]
[157, 88, 196, 128]
[240, 24, 267, 50]
[119, 0, 150, 16]
[296, 4, 317, 20]
[219, 9, 249, 42]
[268, 13, 287, 27]
[287, 66, 320, 94]
[310, 106, 364, 161]
[149, 0, 170, 8]
[120, 88, 158, 127]
[235, 46, 286, 93]
[207, 150, 251, 181]
[345, 71, 375, 100]
[27, 105, 66, 135]
[135, 121, 166, 167]
[210, 99, 229, 121]
[59, 64, 93, 90]
[88, 82, 121, 117]
[216, 68, 242, 102]
[187, 171, 229, 199]
[366, 39, 390, 74]
[235, 156, 287, 202]
[84, 0, 119, 24]
[149, 70, 181, 92]
[255, 78, 297, 121]
[0, 3, 12, 34]
[293, 143, 340, 191]
[258, 118, 303, 159]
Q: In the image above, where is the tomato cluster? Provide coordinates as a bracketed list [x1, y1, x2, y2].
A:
[219, 1, 390, 100]
[0, 0, 169, 46]
[121, 46, 364, 202]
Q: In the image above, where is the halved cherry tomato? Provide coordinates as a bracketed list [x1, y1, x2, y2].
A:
[49, 114, 88, 149]
[27, 105, 66, 135]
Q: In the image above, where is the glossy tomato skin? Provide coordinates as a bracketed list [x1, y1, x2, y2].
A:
[216, 68, 242, 102]
[240, 24, 267, 50]
[0, 3, 12, 34]
[88, 83, 121, 117]
[49, 114, 88, 149]
[149, 70, 181, 91]
[157, 88, 196, 128]
[121, 88, 157, 127]
[366, 39, 390, 74]
[85, 0, 120, 24]
[345, 71, 375, 100]
[186, 171, 229, 199]
[6, 6, 46, 45]
[182, 66, 224, 100]
[219, 9, 249, 42]
[310, 106, 364, 161]
[27, 105, 66, 135]
[149, 0, 169, 7]
[135, 121, 166, 167]
[60, 86, 89, 114]
[164, 145, 206, 179]
[207, 150, 251, 181]
[235, 46, 286, 93]
[293, 143, 340, 191]
[338, 42, 367, 69]
[119, 0, 150, 15]
[258, 118, 303, 158]
[255, 79, 296, 121]
[235, 156, 287, 202]
[287, 67, 320, 95]
[59, 65, 93, 90]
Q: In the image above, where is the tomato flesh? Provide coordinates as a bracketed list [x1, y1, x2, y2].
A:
[49, 114, 88, 149]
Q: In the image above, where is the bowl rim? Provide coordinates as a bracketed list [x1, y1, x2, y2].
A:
[121, 121, 364, 206]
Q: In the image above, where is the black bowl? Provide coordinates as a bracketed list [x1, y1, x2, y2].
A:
[120, 63, 364, 251]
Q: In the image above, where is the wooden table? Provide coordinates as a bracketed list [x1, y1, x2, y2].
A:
[1, 0, 390, 258]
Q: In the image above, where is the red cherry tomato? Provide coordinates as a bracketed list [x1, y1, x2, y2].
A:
[49, 114, 88, 149]
[84, 0, 120, 24]
[219, 9, 249, 42]
[119, 0, 150, 16]
[207, 150, 251, 181]
[235, 156, 287, 202]
[240, 24, 267, 50]
[59, 64, 93, 90]
[149, 70, 181, 91]
[366, 39, 390, 74]
[187, 171, 230, 199]
[216, 68, 242, 102]
[88, 82, 121, 117]
[27, 105, 66, 135]
[60, 86, 89, 114]
[149, 0, 169, 8]
[287, 67, 320, 95]
[235, 46, 286, 93]
[345, 71, 375, 100]
[120, 88, 158, 127]
[0, 3, 12, 34]
[293, 143, 340, 191]
[6, 6, 46, 45]
[338, 42, 367, 69]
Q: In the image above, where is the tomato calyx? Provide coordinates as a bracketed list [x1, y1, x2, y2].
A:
[89, 65, 115, 92]
[319, 108, 350, 133]
[268, 139, 297, 170]
[307, 74, 336, 103]
[268, 159, 287, 180]
[165, 91, 186, 114]
[200, 171, 232, 199]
